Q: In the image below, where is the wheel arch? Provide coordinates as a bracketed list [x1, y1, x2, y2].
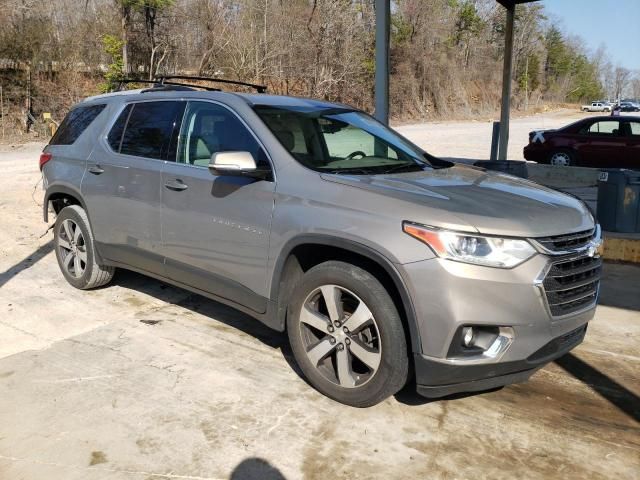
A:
[44, 185, 105, 263]
[43, 184, 88, 222]
[270, 235, 422, 354]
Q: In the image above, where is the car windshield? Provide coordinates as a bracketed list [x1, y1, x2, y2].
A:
[254, 105, 433, 174]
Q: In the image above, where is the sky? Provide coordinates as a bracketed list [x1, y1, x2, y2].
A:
[541, 0, 640, 71]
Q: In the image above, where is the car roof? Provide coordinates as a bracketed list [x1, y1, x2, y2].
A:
[577, 115, 640, 121]
[82, 88, 350, 110]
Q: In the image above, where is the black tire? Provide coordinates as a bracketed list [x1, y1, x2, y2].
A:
[548, 149, 574, 167]
[287, 261, 408, 407]
[54, 205, 115, 289]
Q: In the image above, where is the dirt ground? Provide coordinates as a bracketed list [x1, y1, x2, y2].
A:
[1, 111, 639, 480]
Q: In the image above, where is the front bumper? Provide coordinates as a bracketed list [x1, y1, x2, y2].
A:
[415, 324, 587, 398]
[399, 253, 598, 398]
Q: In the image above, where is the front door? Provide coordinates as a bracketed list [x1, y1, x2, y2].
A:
[161, 100, 276, 312]
[82, 100, 185, 275]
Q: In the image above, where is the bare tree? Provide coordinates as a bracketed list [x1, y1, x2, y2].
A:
[613, 65, 632, 100]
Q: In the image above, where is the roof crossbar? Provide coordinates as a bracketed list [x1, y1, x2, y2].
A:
[115, 78, 222, 93]
[156, 75, 267, 93]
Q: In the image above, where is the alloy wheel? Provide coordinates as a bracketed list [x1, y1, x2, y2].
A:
[299, 285, 381, 388]
[57, 219, 87, 278]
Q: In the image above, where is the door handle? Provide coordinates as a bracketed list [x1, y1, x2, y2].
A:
[164, 179, 188, 191]
[88, 165, 104, 175]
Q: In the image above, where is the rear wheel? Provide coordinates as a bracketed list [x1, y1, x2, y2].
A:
[549, 149, 574, 167]
[287, 261, 408, 407]
[54, 205, 115, 289]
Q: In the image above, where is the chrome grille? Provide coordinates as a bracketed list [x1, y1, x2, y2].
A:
[543, 254, 601, 316]
[535, 228, 595, 253]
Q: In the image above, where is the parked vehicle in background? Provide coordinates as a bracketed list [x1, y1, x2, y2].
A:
[41, 79, 602, 406]
[620, 102, 640, 112]
[524, 115, 640, 168]
[581, 102, 612, 112]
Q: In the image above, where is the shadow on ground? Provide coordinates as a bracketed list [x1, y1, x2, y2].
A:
[0, 240, 53, 289]
[230, 458, 286, 480]
[112, 269, 307, 382]
[556, 353, 640, 422]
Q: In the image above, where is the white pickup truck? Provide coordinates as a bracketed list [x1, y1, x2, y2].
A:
[581, 102, 611, 112]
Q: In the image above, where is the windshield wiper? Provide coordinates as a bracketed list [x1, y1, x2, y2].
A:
[324, 167, 380, 175]
[382, 163, 425, 174]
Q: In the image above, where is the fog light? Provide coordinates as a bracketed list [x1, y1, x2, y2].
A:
[462, 327, 474, 347]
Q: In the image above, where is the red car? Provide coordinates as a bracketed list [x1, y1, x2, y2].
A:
[523, 115, 640, 168]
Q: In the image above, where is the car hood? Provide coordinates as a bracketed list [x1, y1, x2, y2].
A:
[320, 165, 594, 238]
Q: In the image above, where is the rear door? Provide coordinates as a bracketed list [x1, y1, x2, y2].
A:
[160, 100, 275, 312]
[82, 100, 185, 275]
[576, 119, 626, 168]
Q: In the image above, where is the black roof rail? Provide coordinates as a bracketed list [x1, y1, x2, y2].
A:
[155, 75, 267, 93]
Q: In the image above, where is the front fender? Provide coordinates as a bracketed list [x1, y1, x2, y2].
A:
[269, 234, 423, 354]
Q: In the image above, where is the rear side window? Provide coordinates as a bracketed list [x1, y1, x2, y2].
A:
[49, 104, 106, 145]
[119, 101, 184, 159]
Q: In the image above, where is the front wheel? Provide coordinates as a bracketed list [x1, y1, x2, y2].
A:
[287, 261, 408, 407]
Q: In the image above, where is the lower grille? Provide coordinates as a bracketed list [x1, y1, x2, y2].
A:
[527, 325, 587, 362]
[543, 254, 602, 316]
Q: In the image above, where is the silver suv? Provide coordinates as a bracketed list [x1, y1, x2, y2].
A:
[41, 82, 602, 407]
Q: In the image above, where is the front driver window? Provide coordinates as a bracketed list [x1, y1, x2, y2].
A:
[177, 101, 269, 168]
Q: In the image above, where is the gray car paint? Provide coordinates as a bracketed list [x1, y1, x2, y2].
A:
[43, 88, 597, 382]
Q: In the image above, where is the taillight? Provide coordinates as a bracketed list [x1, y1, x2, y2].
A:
[39, 152, 52, 170]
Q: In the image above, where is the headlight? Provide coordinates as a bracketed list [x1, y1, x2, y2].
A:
[403, 222, 536, 268]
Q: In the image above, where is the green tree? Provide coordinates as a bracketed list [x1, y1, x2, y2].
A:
[100, 34, 125, 93]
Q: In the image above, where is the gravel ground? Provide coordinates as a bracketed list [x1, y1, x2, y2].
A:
[0, 110, 639, 480]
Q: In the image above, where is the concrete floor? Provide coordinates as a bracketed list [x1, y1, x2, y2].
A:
[1, 120, 639, 479]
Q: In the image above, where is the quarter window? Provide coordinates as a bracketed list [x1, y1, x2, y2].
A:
[49, 104, 106, 145]
[629, 122, 640, 136]
[117, 101, 184, 159]
[107, 104, 132, 152]
[177, 101, 269, 168]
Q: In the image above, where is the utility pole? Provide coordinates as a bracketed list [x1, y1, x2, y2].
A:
[374, 0, 390, 125]
[0, 85, 4, 141]
[497, 2, 515, 160]
[25, 65, 33, 134]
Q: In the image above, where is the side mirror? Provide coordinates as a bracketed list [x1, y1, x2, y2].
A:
[209, 151, 257, 174]
[209, 151, 271, 180]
